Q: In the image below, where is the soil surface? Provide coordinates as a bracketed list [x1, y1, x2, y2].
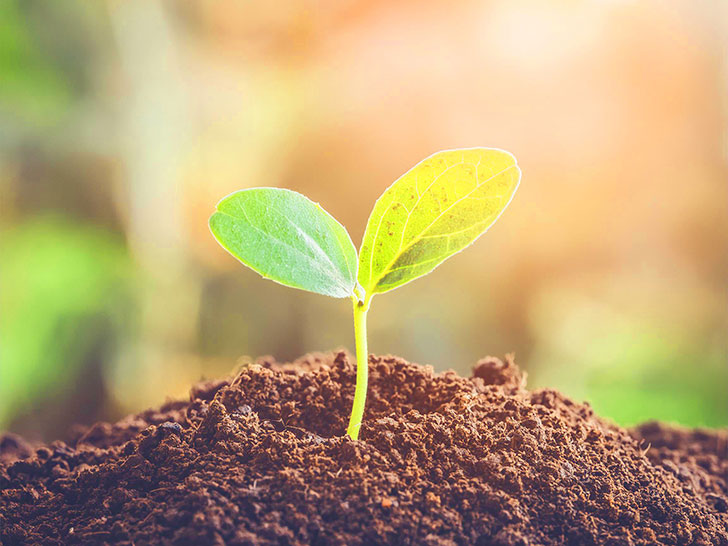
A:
[1, 353, 726, 545]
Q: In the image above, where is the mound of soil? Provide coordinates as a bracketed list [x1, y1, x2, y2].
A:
[1, 353, 726, 545]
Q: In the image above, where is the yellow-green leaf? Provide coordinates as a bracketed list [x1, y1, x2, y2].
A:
[210, 188, 358, 298]
[358, 148, 520, 295]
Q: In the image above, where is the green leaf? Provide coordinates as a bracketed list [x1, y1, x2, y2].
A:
[358, 148, 520, 295]
[210, 188, 358, 298]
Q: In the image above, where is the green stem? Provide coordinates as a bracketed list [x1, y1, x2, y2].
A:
[346, 293, 370, 440]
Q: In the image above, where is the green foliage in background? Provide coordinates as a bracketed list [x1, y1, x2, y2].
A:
[529, 297, 728, 428]
[0, 217, 132, 427]
[0, 1, 72, 125]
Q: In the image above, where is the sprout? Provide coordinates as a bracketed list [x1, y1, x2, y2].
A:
[209, 148, 520, 439]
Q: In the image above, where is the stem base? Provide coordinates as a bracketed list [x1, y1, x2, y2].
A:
[346, 296, 369, 440]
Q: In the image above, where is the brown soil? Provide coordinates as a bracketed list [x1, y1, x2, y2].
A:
[1, 353, 726, 545]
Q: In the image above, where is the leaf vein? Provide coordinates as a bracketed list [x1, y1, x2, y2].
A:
[221, 208, 348, 291]
[369, 163, 516, 291]
[397, 159, 465, 253]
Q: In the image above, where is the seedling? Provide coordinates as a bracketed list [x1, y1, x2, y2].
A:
[209, 148, 521, 439]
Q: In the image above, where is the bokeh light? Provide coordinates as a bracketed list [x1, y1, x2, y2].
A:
[1, 0, 726, 440]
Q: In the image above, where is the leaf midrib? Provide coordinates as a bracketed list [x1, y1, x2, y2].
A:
[217, 206, 352, 293]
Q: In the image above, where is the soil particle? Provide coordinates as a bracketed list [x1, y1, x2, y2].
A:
[0, 434, 33, 467]
[1, 352, 726, 545]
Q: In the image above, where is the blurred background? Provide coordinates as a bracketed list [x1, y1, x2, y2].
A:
[1, 0, 726, 441]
